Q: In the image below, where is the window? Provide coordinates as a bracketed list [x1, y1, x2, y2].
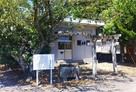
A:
[77, 40, 82, 46]
[58, 42, 64, 49]
[66, 42, 71, 49]
[58, 42, 71, 49]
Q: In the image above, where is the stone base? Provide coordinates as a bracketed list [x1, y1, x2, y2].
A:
[58, 64, 80, 82]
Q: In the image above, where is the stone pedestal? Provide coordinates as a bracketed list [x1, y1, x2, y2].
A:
[58, 64, 80, 82]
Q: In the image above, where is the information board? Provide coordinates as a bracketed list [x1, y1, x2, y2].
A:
[33, 54, 54, 70]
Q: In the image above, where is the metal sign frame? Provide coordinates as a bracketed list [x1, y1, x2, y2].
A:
[33, 54, 54, 86]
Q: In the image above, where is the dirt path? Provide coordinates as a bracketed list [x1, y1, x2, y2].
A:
[1, 75, 136, 92]
[0, 63, 136, 92]
[97, 75, 136, 92]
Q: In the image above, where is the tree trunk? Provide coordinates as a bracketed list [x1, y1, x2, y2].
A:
[33, 0, 45, 44]
[47, 0, 53, 32]
[12, 55, 26, 71]
[121, 43, 125, 62]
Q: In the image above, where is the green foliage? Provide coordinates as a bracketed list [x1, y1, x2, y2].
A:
[71, 0, 112, 20]
[67, 0, 136, 45]
[40, 45, 51, 54]
[103, 22, 116, 35]
[0, 0, 71, 70]
[99, 0, 136, 44]
[1, 0, 136, 69]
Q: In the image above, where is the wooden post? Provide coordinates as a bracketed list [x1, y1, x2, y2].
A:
[111, 39, 117, 74]
[92, 42, 97, 77]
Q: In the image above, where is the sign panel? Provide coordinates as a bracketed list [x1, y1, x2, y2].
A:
[33, 54, 54, 70]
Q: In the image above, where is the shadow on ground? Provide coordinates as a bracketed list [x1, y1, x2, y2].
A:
[0, 60, 135, 89]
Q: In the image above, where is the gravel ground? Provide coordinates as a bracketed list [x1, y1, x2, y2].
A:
[0, 63, 136, 92]
[0, 75, 136, 92]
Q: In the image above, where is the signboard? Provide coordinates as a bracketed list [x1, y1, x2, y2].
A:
[33, 54, 54, 85]
[33, 54, 54, 70]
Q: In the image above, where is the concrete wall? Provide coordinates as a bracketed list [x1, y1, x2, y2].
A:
[50, 41, 58, 60]
[72, 35, 92, 60]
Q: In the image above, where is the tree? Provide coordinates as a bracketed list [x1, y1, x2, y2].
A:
[0, 0, 71, 72]
[99, 0, 136, 62]
[67, 0, 136, 65]
[100, 0, 136, 40]
[70, 0, 112, 21]
[0, 0, 35, 71]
